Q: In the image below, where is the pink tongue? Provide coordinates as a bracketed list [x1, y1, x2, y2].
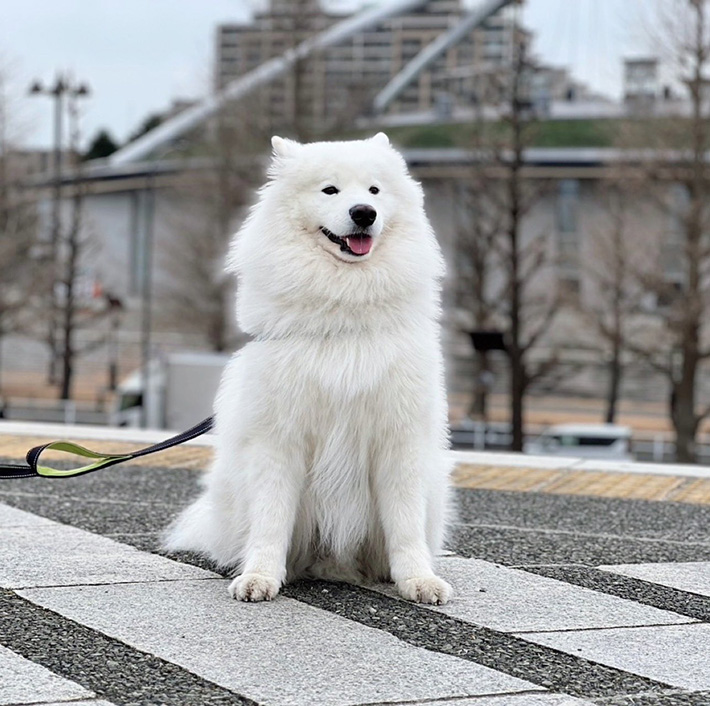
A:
[346, 235, 372, 255]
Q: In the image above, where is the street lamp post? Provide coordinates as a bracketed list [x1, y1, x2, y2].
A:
[140, 171, 156, 428]
[28, 74, 90, 386]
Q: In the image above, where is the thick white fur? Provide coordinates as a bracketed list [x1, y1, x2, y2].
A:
[163, 133, 454, 604]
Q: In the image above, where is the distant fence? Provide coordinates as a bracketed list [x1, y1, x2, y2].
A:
[450, 423, 710, 465]
[1, 398, 109, 426]
[2, 400, 707, 465]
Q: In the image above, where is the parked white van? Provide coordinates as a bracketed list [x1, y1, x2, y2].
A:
[111, 352, 230, 429]
[524, 424, 634, 461]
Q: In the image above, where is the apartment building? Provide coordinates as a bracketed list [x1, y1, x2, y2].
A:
[214, 0, 519, 134]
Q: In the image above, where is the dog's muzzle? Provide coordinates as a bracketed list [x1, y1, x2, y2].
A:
[321, 227, 373, 256]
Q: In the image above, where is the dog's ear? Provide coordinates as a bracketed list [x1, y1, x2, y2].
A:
[371, 132, 390, 148]
[271, 136, 301, 159]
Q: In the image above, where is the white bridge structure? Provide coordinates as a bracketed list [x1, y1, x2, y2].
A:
[109, 0, 518, 166]
[373, 0, 517, 113]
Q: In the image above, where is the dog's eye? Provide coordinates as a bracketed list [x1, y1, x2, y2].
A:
[369, 186, 380, 195]
[322, 186, 339, 195]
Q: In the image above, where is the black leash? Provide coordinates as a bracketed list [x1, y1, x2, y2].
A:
[0, 416, 214, 480]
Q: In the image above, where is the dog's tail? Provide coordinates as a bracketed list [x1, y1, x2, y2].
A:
[162, 494, 212, 552]
[162, 494, 243, 569]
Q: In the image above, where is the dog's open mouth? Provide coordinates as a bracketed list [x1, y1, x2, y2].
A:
[321, 227, 373, 257]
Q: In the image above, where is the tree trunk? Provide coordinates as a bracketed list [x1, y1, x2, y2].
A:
[0, 329, 4, 398]
[208, 288, 228, 353]
[671, 376, 698, 464]
[605, 302, 623, 424]
[671, 310, 700, 463]
[468, 350, 490, 420]
[507, 118, 525, 450]
[605, 194, 626, 425]
[604, 349, 621, 424]
[58, 234, 78, 401]
[59, 96, 83, 403]
[669, 0, 706, 464]
[510, 346, 525, 451]
[506, 27, 529, 453]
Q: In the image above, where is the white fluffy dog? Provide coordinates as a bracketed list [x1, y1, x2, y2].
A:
[164, 133, 453, 604]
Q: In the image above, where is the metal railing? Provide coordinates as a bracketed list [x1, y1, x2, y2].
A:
[1, 397, 108, 426]
[450, 422, 710, 464]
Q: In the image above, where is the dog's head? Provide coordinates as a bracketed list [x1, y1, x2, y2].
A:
[267, 132, 418, 263]
[230, 133, 443, 337]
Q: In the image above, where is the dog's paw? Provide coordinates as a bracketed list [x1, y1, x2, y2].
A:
[397, 576, 452, 605]
[228, 573, 281, 602]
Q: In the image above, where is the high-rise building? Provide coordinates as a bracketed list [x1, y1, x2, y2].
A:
[214, 0, 519, 135]
[623, 57, 659, 115]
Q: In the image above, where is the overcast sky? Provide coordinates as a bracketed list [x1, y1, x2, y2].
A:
[0, 0, 656, 150]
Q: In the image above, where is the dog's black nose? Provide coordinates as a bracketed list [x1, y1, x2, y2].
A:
[349, 204, 377, 228]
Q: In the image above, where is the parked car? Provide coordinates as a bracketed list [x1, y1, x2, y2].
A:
[524, 423, 634, 461]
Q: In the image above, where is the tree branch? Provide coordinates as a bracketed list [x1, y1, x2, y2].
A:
[522, 296, 560, 353]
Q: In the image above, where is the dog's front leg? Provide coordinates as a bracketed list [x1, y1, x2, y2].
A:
[373, 461, 451, 605]
[228, 452, 303, 602]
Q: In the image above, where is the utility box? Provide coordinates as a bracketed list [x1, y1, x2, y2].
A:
[112, 352, 231, 430]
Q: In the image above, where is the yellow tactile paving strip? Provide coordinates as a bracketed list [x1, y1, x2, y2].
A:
[1, 435, 709, 505]
[0, 436, 213, 471]
[453, 464, 710, 505]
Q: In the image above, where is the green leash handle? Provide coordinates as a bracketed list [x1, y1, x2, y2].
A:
[0, 416, 214, 479]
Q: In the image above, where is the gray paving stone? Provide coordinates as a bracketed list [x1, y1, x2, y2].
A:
[412, 694, 593, 706]
[19, 579, 544, 706]
[1, 589, 256, 706]
[0, 507, 218, 589]
[599, 562, 710, 597]
[520, 623, 710, 691]
[372, 557, 696, 632]
[30, 702, 115, 706]
[0, 644, 94, 705]
[0, 503, 54, 527]
[454, 488, 710, 544]
[0, 494, 180, 537]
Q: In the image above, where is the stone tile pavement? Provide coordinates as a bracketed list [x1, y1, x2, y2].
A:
[1, 422, 709, 705]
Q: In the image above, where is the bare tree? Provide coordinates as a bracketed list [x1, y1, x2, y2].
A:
[289, 0, 323, 141]
[620, 0, 710, 462]
[158, 108, 255, 351]
[52, 87, 110, 400]
[0, 63, 41, 395]
[453, 95, 507, 422]
[455, 24, 560, 451]
[494, 29, 559, 450]
[0, 190, 39, 394]
[244, 0, 324, 141]
[158, 0, 325, 350]
[582, 177, 647, 423]
[503, 40, 558, 451]
[56, 91, 84, 400]
[454, 177, 501, 422]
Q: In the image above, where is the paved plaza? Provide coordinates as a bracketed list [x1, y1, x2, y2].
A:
[0, 425, 709, 705]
